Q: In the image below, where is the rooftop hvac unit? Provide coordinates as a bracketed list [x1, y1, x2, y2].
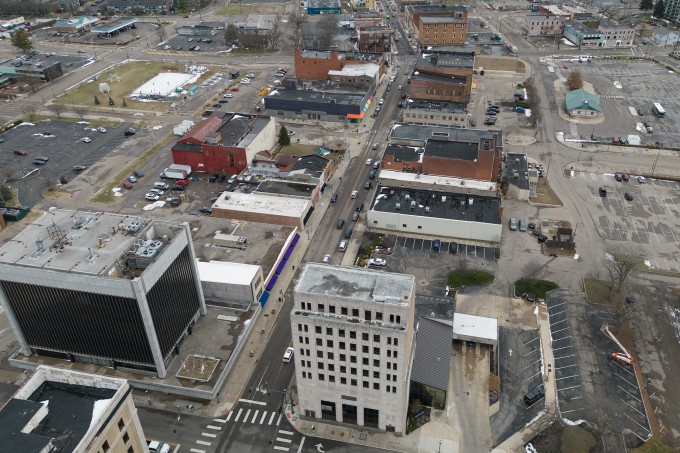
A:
[425, 206, 430, 212]
[395, 202, 401, 210]
[442, 196, 447, 202]
[140, 249, 157, 258]
[469, 198, 474, 205]
[149, 240, 163, 250]
[405, 194, 410, 200]
[411, 200, 416, 209]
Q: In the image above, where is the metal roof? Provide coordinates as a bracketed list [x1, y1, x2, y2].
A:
[410, 317, 452, 391]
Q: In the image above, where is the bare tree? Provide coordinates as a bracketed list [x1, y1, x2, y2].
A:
[602, 245, 643, 293]
[317, 14, 339, 49]
[72, 105, 87, 120]
[22, 105, 38, 121]
[47, 103, 65, 118]
[566, 70, 584, 91]
[268, 16, 281, 48]
[523, 259, 543, 280]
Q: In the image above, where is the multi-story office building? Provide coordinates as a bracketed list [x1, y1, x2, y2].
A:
[408, 5, 468, 47]
[0, 209, 206, 378]
[291, 264, 415, 434]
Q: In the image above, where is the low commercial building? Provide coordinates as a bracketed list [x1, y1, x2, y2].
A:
[597, 18, 634, 48]
[524, 15, 566, 36]
[293, 49, 385, 80]
[197, 260, 264, 308]
[400, 98, 468, 127]
[52, 16, 99, 34]
[108, 0, 170, 13]
[328, 63, 380, 84]
[378, 170, 498, 198]
[0, 59, 63, 83]
[410, 51, 475, 104]
[0, 366, 147, 453]
[565, 89, 601, 117]
[307, 0, 342, 15]
[91, 17, 139, 37]
[367, 186, 503, 242]
[652, 27, 680, 46]
[292, 264, 416, 434]
[171, 114, 277, 175]
[0, 209, 206, 378]
[504, 152, 530, 200]
[563, 22, 604, 48]
[177, 22, 224, 36]
[265, 80, 375, 123]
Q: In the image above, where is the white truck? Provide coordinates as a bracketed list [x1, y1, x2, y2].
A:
[160, 164, 192, 180]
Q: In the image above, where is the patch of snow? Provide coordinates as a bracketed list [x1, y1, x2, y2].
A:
[562, 417, 587, 426]
[17, 122, 35, 127]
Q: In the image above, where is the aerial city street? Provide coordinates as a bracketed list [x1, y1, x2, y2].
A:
[0, 0, 679, 451]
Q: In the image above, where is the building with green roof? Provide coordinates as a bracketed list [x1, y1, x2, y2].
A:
[565, 89, 601, 117]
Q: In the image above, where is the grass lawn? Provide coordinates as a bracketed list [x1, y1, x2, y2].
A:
[57, 61, 183, 110]
[584, 278, 613, 305]
[514, 278, 558, 298]
[562, 425, 597, 453]
[230, 48, 278, 55]
[631, 437, 672, 453]
[516, 60, 526, 73]
[447, 269, 494, 291]
[279, 143, 318, 157]
[530, 177, 562, 206]
[215, 3, 270, 14]
[91, 132, 174, 203]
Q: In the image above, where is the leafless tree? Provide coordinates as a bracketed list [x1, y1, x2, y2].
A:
[268, 15, 281, 48]
[21, 105, 38, 121]
[602, 245, 643, 293]
[73, 105, 87, 119]
[317, 14, 339, 49]
[18, 75, 41, 94]
[523, 260, 543, 280]
[47, 103, 65, 118]
[457, 255, 469, 274]
[566, 70, 584, 91]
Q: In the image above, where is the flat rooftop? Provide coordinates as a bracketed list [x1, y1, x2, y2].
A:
[452, 312, 498, 343]
[91, 17, 138, 33]
[421, 16, 464, 24]
[296, 263, 415, 305]
[213, 191, 310, 217]
[372, 186, 501, 225]
[407, 98, 467, 114]
[196, 260, 260, 285]
[417, 51, 475, 69]
[567, 21, 601, 34]
[256, 179, 317, 197]
[216, 114, 251, 147]
[391, 123, 500, 146]
[328, 63, 379, 78]
[409, 5, 466, 13]
[237, 116, 269, 149]
[424, 139, 478, 160]
[0, 209, 184, 277]
[412, 71, 468, 86]
[384, 144, 423, 162]
[379, 170, 497, 193]
[268, 87, 368, 105]
[300, 50, 382, 62]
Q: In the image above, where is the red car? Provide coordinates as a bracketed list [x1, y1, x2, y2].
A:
[230, 86, 240, 92]
[14, 150, 28, 155]
[175, 179, 188, 186]
[122, 181, 133, 189]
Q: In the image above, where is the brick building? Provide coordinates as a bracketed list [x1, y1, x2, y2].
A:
[357, 26, 393, 52]
[293, 49, 384, 80]
[524, 15, 566, 37]
[409, 51, 474, 104]
[408, 5, 468, 47]
[171, 114, 277, 175]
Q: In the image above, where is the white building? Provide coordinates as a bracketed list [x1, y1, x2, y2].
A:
[291, 264, 415, 434]
[524, 14, 566, 37]
[196, 260, 264, 307]
[652, 27, 680, 46]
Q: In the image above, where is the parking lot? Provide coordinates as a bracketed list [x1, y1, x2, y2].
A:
[160, 34, 227, 53]
[576, 59, 680, 148]
[1, 120, 130, 207]
[547, 289, 650, 451]
[570, 170, 680, 272]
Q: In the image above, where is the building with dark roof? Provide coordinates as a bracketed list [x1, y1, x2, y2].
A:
[171, 114, 277, 175]
[108, 0, 169, 13]
[401, 98, 468, 127]
[293, 49, 385, 80]
[357, 25, 393, 52]
[505, 152, 531, 200]
[367, 186, 502, 242]
[0, 366, 146, 453]
[0, 59, 64, 83]
[410, 51, 474, 104]
[307, 0, 342, 14]
[0, 209, 206, 378]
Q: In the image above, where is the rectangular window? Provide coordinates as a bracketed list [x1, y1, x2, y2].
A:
[340, 353, 346, 361]
[350, 344, 357, 352]
[390, 314, 394, 323]
[350, 355, 357, 363]
[396, 316, 401, 324]
[318, 362, 324, 370]
[304, 325, 308, 332]
[318, 304, 324, 312]
[393, 363, 397, 371]
[374, 347, 380, 355]
[329, 375, 335, 383]
[341, 307, 348, 315]
[374, 359, 380, 367]
[316, 326, 322, 334]
[394, 351, 398, 358]
[394, 338, 399, 346]
[339, 329, 345, 337]
[317, 350, 323, 358]
[326, 327, 333, 335]
[316, 338, 322, 346]
[329, 364, 335, 371]
[387, 337, 392, 345]
[340, 365, 347, 373]
[387, 362, 391, 369]
[298, 323, 302, 331]
[387, 350, 392, 357]
[319, 374, 325, 381]
[363, 357, 369, 365]
[328, 352, 334, 360]
[362, 345, 369, 353]
[373, 382, 380, 390]
[374, 335, 380, 343]
[341, 377, 347, 384]
[365, 310, 372, 321]
[374, 371, 380, 379]
[340, 342, 346, 350]
[352, 308, 359, 317]
[327, 340, 334, 348]
[392, 386, 396, 393]
[351, 379, 357, 387]
[363, 381, 369, 388]
[329, 305, 336, 314]
[362, 333, 369, 341]
[363, 369, 369, 377]
[376, 312, 383, 321]
[350, 331, 357, 340]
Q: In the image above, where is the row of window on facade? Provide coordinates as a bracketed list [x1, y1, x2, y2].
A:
[299, 301, 402, 324]
[299, 357, 399, 380]
[299, 323, 400, 345]
[99, 418, 133, 453]
[298, 336, 400, 358]
[404, 112, 463, 121]
[297, 345, 400, 369]
[300, 371, 399, 392]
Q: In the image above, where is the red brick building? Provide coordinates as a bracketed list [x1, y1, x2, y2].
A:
[409, 51, 475, 104]
[293, 49, 385, 80]
[357, 26, 393, 53]
[171, 114, 277, 175]
[408, 5, 468, 47]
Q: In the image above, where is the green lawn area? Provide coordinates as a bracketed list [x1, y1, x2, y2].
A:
[516, 60, 526, 73]
[631, 437, 672, 453]
[514, 278, 558, 298]
[562, 425, 597, 453]
[215, 3, 268, 15]
[584, 278, 613, 305]
[447, 269, 494, 291]
[230, 48, 278, 55]
[57, 61, 182, 110]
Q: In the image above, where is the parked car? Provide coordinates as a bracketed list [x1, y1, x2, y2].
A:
[366, 158, 373, 166]
[223, 93, 233, 98]
[175, 179, 188, 186]
[97, 127, 107, 133]
[171, 184, 185, 191]
[133, 170, 144, 178]
[283, 347, 294, 363]
[128, 175, 137, 183]
[145, 193, 160, 201]
[432, 239, 441, 251]
[448, 242, 458, 254]
[637, 176, 646, 184]
[73, 165, 87, 173]
[368, 257, 386, 266]
[81, 137, 92, 143]
[330, 193, 338, 203]
[322, 254, 331, 263]
[624, 192, 633, 201]
[622, 174, 630, 181]
[14, 149, 28, 155]
[537, 234, 548, 243]
[351, 190, 358, 198]
[337, 219, 345, 229]
[122, 181, 133, 189]
[199, 206, 212, 214]
[287, 130, 295, 136]
[614, 172, 623, 181]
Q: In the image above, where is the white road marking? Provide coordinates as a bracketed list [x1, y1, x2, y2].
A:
[268, 412, 276, 425]
[251, 409, 260, 423]
[239, 398, 267, 406]
[226, 411, 234, 421]
[190, 449, 206, 453]
[244, 408, 251, 423]
[260, 411, 267, 424]
[202, 432, 217, 438]
[207, 425, 222, 430]
[196, 440, 211, 446]
[279, 430, 294, 435]
[277, 413, 283, 426]
[214, 418, 228, 423]
[297, 437, 306, 453]
[276, 437, 293, 443]
[234, 408, 243, 422]
[274, 447, 289, 451]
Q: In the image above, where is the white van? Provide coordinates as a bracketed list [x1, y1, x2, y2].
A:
[339, 240, 348, 252]
[154, 182, 170, 190]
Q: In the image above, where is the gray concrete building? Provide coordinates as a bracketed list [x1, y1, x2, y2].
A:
[0, 209, 206, 378]
[291, 264, 416, 435]
[400, 98, 468, 127]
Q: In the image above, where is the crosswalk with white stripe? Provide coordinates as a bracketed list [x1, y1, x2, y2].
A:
[191, 405, 292, 452]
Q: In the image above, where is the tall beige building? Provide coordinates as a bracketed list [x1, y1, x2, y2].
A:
[291, 264, 415, 435]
